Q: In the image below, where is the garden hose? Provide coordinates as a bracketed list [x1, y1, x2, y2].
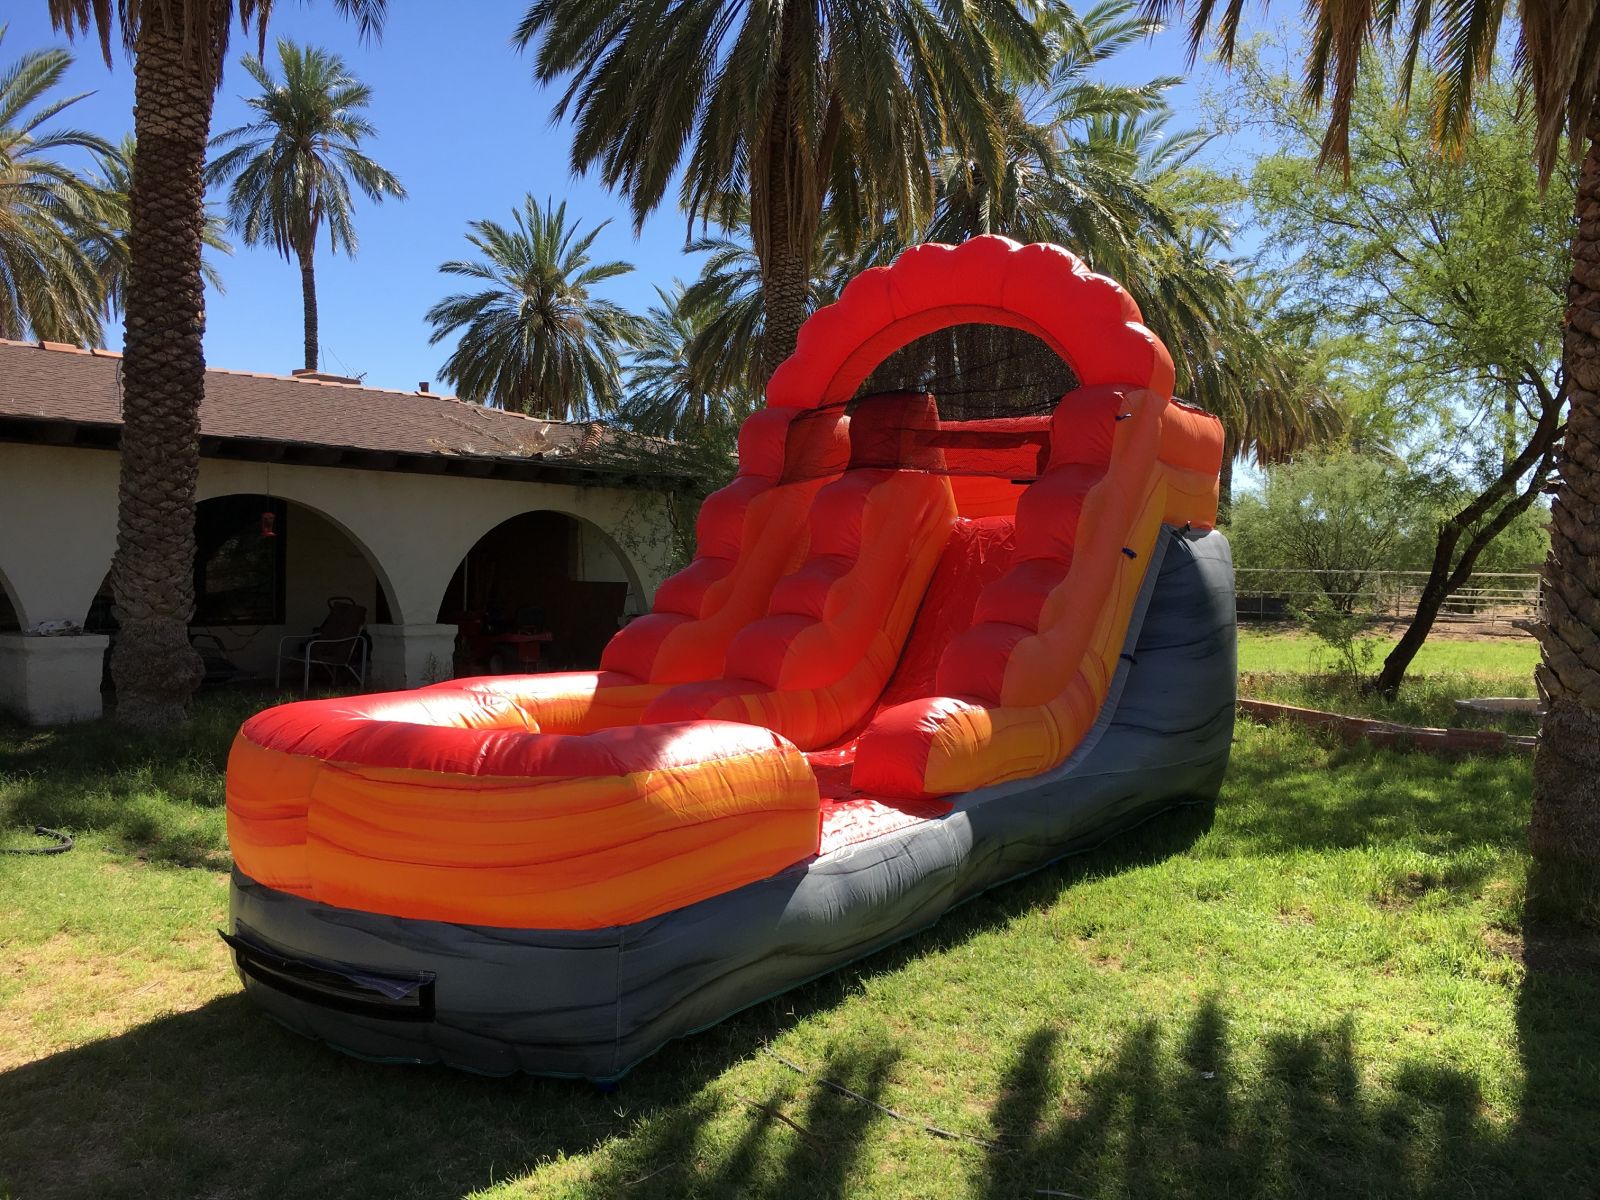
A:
[1, 826, 74, 855]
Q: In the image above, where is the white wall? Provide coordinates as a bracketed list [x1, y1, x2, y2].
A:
[0, 442, 674, 637]
[0, 444, 119, 628]
[573, 519, 631, 584]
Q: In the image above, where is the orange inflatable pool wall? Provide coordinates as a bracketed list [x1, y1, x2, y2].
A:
[227, 236, 1224, 937]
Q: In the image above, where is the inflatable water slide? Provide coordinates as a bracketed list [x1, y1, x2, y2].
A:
[223, 236, 1237, 1080]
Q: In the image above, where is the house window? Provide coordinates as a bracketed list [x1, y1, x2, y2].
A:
[194, 496, 287, 625]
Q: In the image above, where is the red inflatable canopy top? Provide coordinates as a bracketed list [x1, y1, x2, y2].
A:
[765, 237, 1175, 412]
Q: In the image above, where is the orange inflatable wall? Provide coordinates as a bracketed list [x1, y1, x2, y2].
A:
[227, 236, 1224, 932]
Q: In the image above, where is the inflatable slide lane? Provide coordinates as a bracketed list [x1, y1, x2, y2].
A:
[224, 236, 1237, 1079]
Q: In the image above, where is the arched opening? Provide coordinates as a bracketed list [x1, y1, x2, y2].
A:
[436, 510, 641, 674]
[87, 494, 395, 689]
[767, 238, 1172, 412]
[854, 322, 1079, 421]
[0, 568, 21, 633]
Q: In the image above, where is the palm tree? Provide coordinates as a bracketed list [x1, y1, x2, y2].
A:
[514, 0, 1045, 379]
[88, 135, 233, 322]
[0, 28, 112, 343]
[620, 284, 758, 439]
[677, 220, 866, 400]
[910, 5, 1342, 512]
[48, 0, 386, 729]
[1143, 1, 1600, 876]
[929, 1, 1181, 255]
[426, 195, 643, 420]
[206, 40, 404, 372]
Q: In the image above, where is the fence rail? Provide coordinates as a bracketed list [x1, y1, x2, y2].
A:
[1233, 568, 1540, 627]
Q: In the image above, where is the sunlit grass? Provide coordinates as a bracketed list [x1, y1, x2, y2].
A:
[1238, 630, 1542, 732]
[1237, 629, 1540, 677]
[2, 700, 1596, 1199]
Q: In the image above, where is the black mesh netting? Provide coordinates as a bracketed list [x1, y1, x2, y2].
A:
[762, 325, 1091, 483]
[585, 324, 1096, 489]
[853, 323, 1078, 422]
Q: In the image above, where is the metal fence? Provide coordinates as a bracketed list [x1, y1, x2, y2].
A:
[1234, 568, 1540, 628]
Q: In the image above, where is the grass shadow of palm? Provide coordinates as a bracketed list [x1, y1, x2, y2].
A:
[0, 802, 1217, 1199]
[1217, 726, 1532, 856]
[978, 990, 1598, 1200]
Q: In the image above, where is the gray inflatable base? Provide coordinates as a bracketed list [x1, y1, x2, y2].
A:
[228, 528, 1237, 1081]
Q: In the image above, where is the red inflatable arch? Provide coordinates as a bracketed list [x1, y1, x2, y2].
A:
[765, 237, 1176, 411]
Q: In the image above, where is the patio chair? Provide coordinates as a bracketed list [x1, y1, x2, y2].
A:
[190, 632, 251, 687]
[276, 597, 368, 692]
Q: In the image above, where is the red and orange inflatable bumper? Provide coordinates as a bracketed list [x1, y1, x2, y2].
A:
[224, 237, 1237, 1078]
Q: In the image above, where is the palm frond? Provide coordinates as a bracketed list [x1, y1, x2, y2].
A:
[0, 29, 113, 342]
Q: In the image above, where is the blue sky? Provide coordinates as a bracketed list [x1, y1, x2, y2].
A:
[9, 5, 1280, 394]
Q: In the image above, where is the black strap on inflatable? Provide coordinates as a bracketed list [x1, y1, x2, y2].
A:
[219, 929, 436, 1022]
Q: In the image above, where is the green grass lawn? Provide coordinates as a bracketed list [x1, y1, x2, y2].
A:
[2, 691, 1597, 1199]
[1236, 630, 1541, 678]
[1238, 630, 1543, 733]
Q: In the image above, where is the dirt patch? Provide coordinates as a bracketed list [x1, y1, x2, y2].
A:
[1522, 927, 1600, 979]
[1483, 928, 1524, 964]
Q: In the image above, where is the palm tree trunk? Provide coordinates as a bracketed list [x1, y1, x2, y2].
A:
[108, 17, 211, 729]
[1529, 107, 1600, 871]
[755, 2, 814, 383]
[761, 232, 809, 381]
[299, 245, 319, 372]
[1217, 428, 1238, 524]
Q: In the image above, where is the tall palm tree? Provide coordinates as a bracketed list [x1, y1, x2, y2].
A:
[0, 28, 112, 343]
[514, 0, 1045, 379]
[620, 284, 758, 439]
[48, 0, 386, 730]
[1144, 1, 1600, 877]
[206, 40, 404, 372]
[88, 135, 233, 322]
[426, 195, 643, 420]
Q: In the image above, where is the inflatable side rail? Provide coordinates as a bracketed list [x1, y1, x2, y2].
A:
[853, 385, 1222, 797]
[228, 695, 821, 929]
[401, 406, 855, 741]
[601, 406, 849, 687]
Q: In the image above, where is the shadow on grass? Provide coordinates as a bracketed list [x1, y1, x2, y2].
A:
[0, 805, 1216, 1200]
[974, 1000, 1508, 1200]
[573, 972, 1600, 1200]
[1216, 727, 1533, 856]
[0, 693, 281, 866]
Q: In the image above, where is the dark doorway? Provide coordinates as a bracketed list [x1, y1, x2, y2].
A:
[436, 511, 633, 673]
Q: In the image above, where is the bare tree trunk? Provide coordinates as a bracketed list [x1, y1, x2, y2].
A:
[1371, 394, 1563, 698]
[299, 245, 319, 372]
[110, 17, 213, 728]
[1530, 107, 1600, 874]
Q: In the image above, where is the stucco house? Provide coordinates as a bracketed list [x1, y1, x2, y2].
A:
[0, 339, 684, 724]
